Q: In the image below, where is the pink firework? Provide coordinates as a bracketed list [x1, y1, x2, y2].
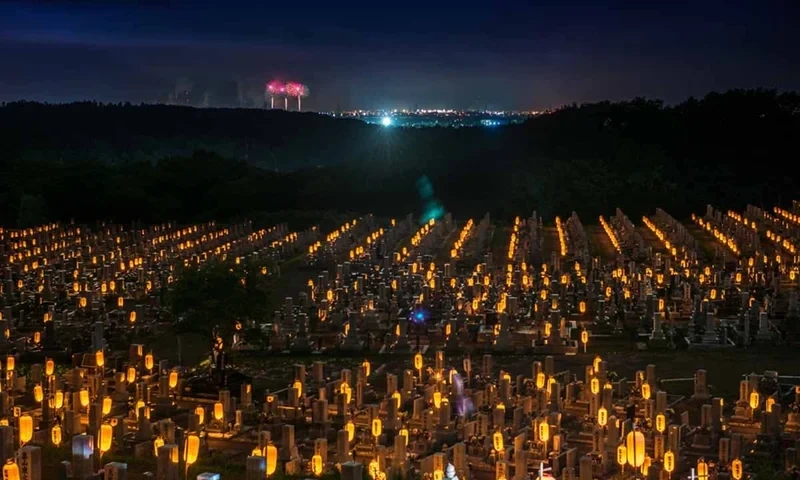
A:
[285, 82, 309, 111]
[265, 80, 286, 109]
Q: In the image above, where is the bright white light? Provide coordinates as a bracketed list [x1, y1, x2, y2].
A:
[381, 117, 392, 126]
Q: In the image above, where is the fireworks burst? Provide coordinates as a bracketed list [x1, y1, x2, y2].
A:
[265, 80, 286, 109]
[285, 82, 309, 111]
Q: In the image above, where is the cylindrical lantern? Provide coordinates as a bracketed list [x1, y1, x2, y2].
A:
[153, 436, 164, 457]
[266, 444, 278, 475]
[697, 459, 708, 480]
[95, 350, 105, 368]
[539, 422, 550, 442]
[625, 431, 645, 467]
[749, 391, 759, 409]
[33, 385, 43, 403]
[195, 406, 205, 425]
[617, 445, 627, 466]
[144, 353, 154, 371]
[362, 360, 371, 377]
[493, 431, 504, 451]
[6, 356, 14, 372]
[371, 418, 382, 438]
[598, 407, 608, 427]
[126, 367, 136, 384]
[593, 356, 602, 372]
[392, 391, 401, 410]
[51, 425, 62, 446]
[655, 413, 666, 433]
[2, 461, 20, 480]
[399, 428, 409, 446]
[19, 415, 33, 444]
[641, 383, 651, 400]
[54, 391, 64, 409]
[169, 371, 178, 389]
[213, 402, 224, 421]
[99, 424, 112, 453]
[184, 434, 200, 465]
[536, 373, 546, 390]
[45, 359, 55, 377]
[591, 378, 600, 395]
[731, 458, 743, 480]
[414, 353, 423, 371]
[79, 389, 90, 408]
[102, 396, 112, 415]
[664, 450, 675, 473]
[433, 391, 442, 409]
[292, 380, 302, 398]
[311, 453, 323, 475]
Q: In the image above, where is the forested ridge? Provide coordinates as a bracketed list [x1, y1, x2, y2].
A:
[1, 89, 797, 227]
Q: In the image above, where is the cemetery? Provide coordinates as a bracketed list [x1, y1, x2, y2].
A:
[0, 202, 799, 480]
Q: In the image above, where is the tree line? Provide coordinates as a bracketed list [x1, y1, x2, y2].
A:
[1, 89, 797, 227]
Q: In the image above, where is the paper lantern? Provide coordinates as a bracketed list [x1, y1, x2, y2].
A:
[414, 353, 423, 370]
[265, 444, 278, 475]
[493, 431, 504, 451]
[99, 424, 112, 453]
[311, 453, 323, 475]
[641, 383, 651, 400]
[5, 356, 14, 372]
[19, 414, 32, 444]
[129, 311, 136, 323]
[731, 458, 743, 480]
[144, 353, 154, 371]
[617, 445, 627, 466]
[749, 391, 759, 409]
[340, 383, 352, 404]
[33, 385, 43, 403]
[371, 418, 382, 438]
[213, 402, 224, 421]
[184, 434, 200, 465]
[153, 436, 164, 456]
[169, 371, 178, 389]
[536, 373, 546, 390]
[126, 367, 136, 384]
[51, 425, 62, 446]
[664, 450, 675, 473]
[433, 391, 442, 409]
[95, 350, 105, 368]
[54, 391, 63, 409]
[579, 301, 586, 314]
[581, 330, 589, 344]
[655, 413, 666, 433]
[539, 422, 550, 442]
[399, 428, 409, 446]
[2, 461, 20, 480]
[292, 380, 302, 398]
[45, 359, 55, 377]
[625, 431, 645, 467]
[195, 405, 205, 425]
[79, 389, 90, 408]
[597, 407, 608, 427]
[103, 396, 112, 415]
[641, 456, 651, 476]
[697, 459, 708, 480]
[346, 420, 355, 442]
[590, 377, 600, 395]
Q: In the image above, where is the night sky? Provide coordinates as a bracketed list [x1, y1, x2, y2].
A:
[1, 0, 798, 111]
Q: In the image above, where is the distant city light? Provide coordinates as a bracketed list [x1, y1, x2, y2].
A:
[381, 116, 392, 126]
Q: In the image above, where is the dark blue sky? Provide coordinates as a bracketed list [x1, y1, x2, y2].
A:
[1, 0, 798, 110]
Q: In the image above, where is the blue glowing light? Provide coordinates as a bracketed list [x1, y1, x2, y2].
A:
[381, 117, 392, 126]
